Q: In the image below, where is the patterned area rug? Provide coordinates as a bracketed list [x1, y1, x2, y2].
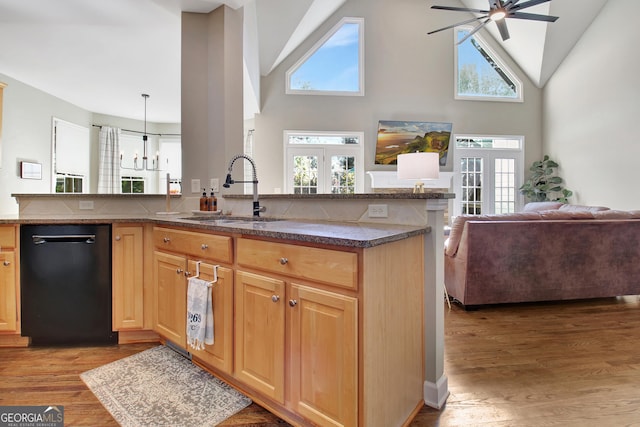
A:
[81, 345, 252, 427]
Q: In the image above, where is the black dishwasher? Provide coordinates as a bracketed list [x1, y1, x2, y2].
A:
[20, 224, 117, 345]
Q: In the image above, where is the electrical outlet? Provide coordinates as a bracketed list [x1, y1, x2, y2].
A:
[79, 200, 94, 210]
[210, 178, 219, 192]
[368, 204, 388, 218]
[191, 179, 201, 193]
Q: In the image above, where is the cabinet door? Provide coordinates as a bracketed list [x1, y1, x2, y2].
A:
[234, 270, 285, 403]
[289, 283, 358, 427]
[0, 251, 17, 332]
[112, 225, 144, 330]
[188, 261, 233, 374]
[154, 251, 187, 348]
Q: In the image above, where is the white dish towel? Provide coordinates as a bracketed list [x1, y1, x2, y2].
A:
[186, 277, 214, 350]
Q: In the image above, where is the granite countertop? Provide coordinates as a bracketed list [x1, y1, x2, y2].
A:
[11, 192, 454, 200]
[0, 214, 429, 248]
[223, 192, 454, 200]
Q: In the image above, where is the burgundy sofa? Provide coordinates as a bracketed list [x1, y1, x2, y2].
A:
[445, 203, 640, 308]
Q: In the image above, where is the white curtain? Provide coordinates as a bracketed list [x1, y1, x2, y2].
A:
[98, 126, 122, 193]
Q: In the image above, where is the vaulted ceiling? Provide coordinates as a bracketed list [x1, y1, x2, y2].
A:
[457, 0, 606, 87]
[0, 0, 606, 123]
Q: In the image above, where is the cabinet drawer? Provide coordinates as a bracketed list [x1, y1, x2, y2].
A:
[237, 238, 358, 290]
[153, 227, 232, 263]
[0, 226, 16, 249]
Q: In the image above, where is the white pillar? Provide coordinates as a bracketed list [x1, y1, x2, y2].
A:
[423, 198, 449, 408]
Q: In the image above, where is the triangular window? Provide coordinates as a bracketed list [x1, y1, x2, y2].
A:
[455, 28, 522, 102]
[286, 17, 364, 96]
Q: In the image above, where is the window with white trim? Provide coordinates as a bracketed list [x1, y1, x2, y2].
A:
[55, 174, 84, 193]
[52, 118, 89, 193]
[286, 17, 364, 96]
[121, 176, 146, 194]
[284, 131, 364, 194]
[455, 28, 522, 102]
[159, 136, 182, 194]
[453, 136, 524, 217]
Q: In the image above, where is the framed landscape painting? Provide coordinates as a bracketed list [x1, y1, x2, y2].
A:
[375, 120, 452, 166]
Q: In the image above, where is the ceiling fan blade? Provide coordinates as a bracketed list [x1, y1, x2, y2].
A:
[496, 19, 510, 41]
[457, 19, 491, 45]
[431, 5, 489, 14]
[508, 11, 558, 22]
[510, 0, 552, 12]
[427, 15, 488, 35]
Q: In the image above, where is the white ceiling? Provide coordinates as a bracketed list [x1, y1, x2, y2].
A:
[0, 0, 605, 124]
[457, 0, 607, 87]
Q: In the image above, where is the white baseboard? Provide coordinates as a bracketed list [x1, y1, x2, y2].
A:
[424, 375, 449, 409]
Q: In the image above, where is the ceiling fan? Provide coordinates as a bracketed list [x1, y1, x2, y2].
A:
[428, 0, 559, 44]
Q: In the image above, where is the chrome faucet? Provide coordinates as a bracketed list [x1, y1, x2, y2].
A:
[222, 154, 266, 217]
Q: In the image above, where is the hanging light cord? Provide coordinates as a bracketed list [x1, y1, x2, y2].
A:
[142, 93, 149, 142]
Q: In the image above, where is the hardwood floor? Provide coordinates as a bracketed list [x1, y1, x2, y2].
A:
[2, 296, 640, 426]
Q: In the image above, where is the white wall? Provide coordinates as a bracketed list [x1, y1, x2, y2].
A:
[3, 0, 547, 215]
[92, 113, 180, 194]
[0, 73, 180, 215]
[251, 0, 543, 193]
[543, 0, 640, 210]
[0, 73, 91, 215]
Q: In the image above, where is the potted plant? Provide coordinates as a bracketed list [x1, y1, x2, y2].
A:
[519, 155, 573, 203]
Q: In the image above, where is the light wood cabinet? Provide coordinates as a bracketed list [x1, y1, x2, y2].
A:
[153, 227, 232, 264]
[0, 225, 18, 333]
[188, 261, 234, 375]
[289, 283, 357, 427]
[235, 237, 358, 427]
[237, 237, 358, 290]
[234, 270, 286, 403]
[152, 227, 234, 374]
[149, 226, 424, 427]
[154, 250, 187, 347]
[112, 224, 144, 330]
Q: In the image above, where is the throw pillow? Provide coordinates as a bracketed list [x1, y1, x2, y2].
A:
[522, 201, 563, 212]
[559, 204, 609, 213]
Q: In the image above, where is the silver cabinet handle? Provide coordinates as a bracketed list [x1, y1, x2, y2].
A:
[2, 261, 9, 267]
[184, 271, 192, 277]
[163, 237, 171, 243]
[272, 295, 280, 303]
[115, 235, 121, 241]
[176, 268, 183, 274]
[201, 244, 208, 250]
[289, 299, 297, 307]
[279, 257, 288, 265]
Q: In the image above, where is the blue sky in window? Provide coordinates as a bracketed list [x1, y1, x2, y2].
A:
[290, 23, 360, 92]
[457, 29, 516, 97]
[458, 32, 483, 67]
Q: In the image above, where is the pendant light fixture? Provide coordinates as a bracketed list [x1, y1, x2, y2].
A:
[120, 93, 160, 171]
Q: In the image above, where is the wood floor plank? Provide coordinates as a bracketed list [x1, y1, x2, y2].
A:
[3, 297, 640, 425]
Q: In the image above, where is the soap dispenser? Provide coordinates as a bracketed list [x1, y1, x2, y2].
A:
[208, 189, 218, 212]
[199, 188, 209, 211]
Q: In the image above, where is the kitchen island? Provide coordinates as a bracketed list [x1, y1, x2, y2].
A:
[2, 192, 452, 425]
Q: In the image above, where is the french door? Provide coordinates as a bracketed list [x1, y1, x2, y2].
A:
[453, 142, 524, 216]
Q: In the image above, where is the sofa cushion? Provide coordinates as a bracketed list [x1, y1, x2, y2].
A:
[445, 212, 542, 257]
[559, 204, 609, 213]
[539, 210, 595, 220]
[522, 201, 563, 212]
[593, 210, 640, 219]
